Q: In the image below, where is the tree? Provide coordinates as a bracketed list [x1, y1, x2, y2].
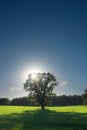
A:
[24, 72, 58, 110]
[0, 98, 9, 105]
[82, 89, 87, 105]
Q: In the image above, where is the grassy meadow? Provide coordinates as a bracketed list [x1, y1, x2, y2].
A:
[0, 106, 87, 130]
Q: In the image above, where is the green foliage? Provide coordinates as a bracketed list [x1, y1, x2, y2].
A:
[0, 106, 87, 130]
[10, 97, 33, 106]
[50, 95, 83, 106]
[82, 89, 87, 105]
[0, 98, 9, 105]
[24, 72, 58, 109]
[83, 99, 87, 105]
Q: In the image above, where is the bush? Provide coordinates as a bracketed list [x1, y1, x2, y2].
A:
[83, 99, 87, 105]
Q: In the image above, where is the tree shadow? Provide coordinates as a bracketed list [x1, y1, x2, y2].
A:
[0, 108, 87, 130]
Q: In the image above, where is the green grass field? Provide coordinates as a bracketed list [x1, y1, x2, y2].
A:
[0, 106, 87, 130]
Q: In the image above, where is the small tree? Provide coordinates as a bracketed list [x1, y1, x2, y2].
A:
[82, 89, 87, 105]
[24, 72, 58, 110]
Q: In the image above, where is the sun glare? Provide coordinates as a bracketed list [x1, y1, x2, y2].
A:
[31, 73, 37, 79]
[22, 66, 44, 81]
[29, 67, 42, 73]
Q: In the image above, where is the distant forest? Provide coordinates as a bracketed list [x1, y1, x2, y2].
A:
[0, 95, 84, 106]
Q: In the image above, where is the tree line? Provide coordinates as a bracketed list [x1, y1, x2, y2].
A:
[0, 95, 84, 106]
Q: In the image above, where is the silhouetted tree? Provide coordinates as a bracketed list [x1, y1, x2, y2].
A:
[24, 72, 58, 110]
[82, 89, 87, 105]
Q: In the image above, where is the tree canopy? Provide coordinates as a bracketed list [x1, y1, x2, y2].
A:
[24, 72, 58, 109]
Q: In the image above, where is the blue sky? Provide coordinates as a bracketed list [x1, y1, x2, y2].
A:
[0, 0, 87, 99]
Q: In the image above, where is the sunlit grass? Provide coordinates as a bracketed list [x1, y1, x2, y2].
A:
[48, 105, 87, 113]
[0, 106, 40, 115]
[0, 105, 87, 130]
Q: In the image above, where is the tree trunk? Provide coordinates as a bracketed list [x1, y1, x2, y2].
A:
[40, 100, 45, 110]
[41, 104, 45, 110]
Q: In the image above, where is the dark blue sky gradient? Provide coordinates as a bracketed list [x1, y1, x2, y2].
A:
[0, 0, 87, 98]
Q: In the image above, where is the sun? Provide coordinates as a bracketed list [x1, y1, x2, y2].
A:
[31, 73, 37, 79]
[22, 66, 44, 80]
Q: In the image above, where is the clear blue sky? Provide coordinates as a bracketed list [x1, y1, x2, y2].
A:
[0, 0, 87, 99]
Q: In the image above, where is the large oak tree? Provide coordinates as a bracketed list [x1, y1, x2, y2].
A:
[24, 72, 58, 109]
